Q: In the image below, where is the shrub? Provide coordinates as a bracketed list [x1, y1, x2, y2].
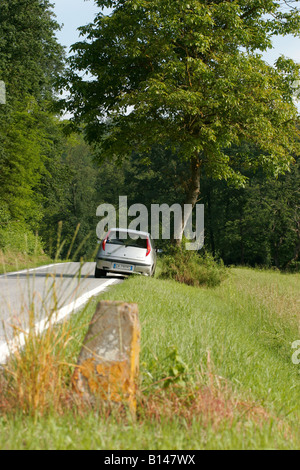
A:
[0, 221, 44, 255]
[159, 246, 227, 288]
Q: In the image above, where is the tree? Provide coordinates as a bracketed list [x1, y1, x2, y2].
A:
[64, 0, 300, 240]
[0, 99, 48, 225]
[0, 0, 64, 104]
[39, 132, 100, 260]
[0, 0, 65, 230]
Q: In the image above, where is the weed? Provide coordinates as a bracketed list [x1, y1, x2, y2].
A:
[159, 247, 227, 287]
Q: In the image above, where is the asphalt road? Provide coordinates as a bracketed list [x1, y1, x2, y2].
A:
[0, 262, 123, 363]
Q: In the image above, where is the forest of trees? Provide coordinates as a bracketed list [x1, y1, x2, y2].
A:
[0, 0, 299, 271]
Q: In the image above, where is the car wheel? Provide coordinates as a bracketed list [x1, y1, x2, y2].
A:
[150, 266, 156, 277]
[95, 267, 106, 278]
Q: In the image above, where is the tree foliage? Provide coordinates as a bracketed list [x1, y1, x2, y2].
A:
[0, 0, 65, 233]
[39, 132, 99, 259]
[202, 156, 300, 269]
[64, 0, 300, 193]
[0, 0, 64, 103]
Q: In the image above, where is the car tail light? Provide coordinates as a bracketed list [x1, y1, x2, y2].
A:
[102, 230, 111, 251]
[146, 237, 151, 257]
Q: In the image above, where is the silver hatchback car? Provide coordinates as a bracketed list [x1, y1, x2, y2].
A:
[95, 228, 157, 278]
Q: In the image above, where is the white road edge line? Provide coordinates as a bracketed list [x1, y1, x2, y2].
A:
[0, 277, 118, 364]
[0, 262, 73, 278]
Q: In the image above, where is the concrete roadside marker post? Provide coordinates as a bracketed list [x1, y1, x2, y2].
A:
[72, 300, 140, 414]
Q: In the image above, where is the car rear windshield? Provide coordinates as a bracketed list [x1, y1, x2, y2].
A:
[106, 231, 148, 249]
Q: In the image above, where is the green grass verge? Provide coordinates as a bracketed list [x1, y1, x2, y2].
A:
[0, 250, 54, 275]
[0, 266, 299, 449]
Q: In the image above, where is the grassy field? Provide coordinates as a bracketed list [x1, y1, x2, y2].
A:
[0, 266, 299, 450]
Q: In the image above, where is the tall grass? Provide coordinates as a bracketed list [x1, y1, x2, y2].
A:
[3, 322, 71, 415]
[0, 220, 50, 275]
[0, 268, 93, 416]
[0, 225, 97, 416]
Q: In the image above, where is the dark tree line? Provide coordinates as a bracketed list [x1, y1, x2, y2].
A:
[202, 158, 300, 270]
[91, 149, 300, 270]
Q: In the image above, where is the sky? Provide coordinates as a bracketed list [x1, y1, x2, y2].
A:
[52, 0, 102, 51]
[52, 0, 300, 65]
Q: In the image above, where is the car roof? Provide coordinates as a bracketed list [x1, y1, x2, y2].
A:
[108, 227, 151, 237]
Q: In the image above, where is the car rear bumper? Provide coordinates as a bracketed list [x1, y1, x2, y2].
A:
[96, 256, 153, 276]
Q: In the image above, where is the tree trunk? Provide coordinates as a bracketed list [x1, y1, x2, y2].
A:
[174, 156, 201, 246]
[206, 185, 216, 256]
